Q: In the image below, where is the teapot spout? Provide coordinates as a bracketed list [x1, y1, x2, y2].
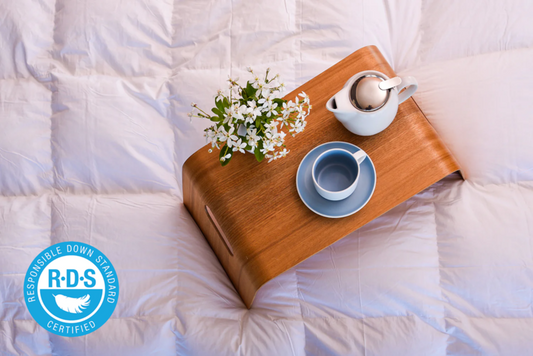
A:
[326, 96, 339, 112]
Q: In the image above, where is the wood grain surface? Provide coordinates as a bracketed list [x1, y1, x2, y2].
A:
[183, 46, 460, 308]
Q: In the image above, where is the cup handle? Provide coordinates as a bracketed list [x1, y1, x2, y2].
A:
[397, 76, 418, 104]
[352, 150, 367, 165]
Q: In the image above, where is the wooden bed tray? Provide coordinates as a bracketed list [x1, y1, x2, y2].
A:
[183, 46, 460, 308]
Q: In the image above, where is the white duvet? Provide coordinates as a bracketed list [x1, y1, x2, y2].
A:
[1, 0, 533, 355]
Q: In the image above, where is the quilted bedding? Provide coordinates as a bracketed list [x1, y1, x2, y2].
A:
[1, 0, 533, 355]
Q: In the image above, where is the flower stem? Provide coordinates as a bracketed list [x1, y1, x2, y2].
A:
[195, 106, 211, 117]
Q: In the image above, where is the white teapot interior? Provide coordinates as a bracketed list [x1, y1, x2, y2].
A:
[327, 70, 418, 136]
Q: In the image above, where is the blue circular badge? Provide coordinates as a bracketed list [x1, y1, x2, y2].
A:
[24, 242, 119, 337]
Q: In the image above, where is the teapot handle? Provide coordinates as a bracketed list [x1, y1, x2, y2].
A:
[397, 76, 418, 104]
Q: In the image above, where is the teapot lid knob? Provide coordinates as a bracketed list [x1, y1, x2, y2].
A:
[350, 75, 390, 111]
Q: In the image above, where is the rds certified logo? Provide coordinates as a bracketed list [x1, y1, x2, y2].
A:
[24, 242, 119, 337]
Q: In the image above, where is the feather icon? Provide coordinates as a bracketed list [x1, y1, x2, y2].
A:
[53, 294, 91, 314]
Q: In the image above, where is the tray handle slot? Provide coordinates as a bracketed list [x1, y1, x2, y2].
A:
[205, 205, 234, 256]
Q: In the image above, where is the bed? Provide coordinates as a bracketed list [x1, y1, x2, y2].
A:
[1, 0, 533, 355]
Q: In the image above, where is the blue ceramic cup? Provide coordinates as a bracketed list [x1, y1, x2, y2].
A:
[312, 148, 368, 201]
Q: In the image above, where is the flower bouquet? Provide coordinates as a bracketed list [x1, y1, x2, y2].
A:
[190, 68, 311, 166]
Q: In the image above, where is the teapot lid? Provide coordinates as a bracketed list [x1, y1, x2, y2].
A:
[350, 75, 390, 112]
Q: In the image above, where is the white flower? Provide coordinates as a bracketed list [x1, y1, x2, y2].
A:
[260, 145, 270, 155]
[266, 105, 278, 118]
[224, 104, 245, 124]
[288, 122, 297, 133]
[289, 120, 304, 134]
[217, 126, 228, 141]
[232, 138, 247, 153]
[224, 104, 244, 123]
[251, 74, 261, 88]
[248, 140, 258, 151]
[260, 98, 278, 117]
[234, 104, 247, 122]
[265, 120, 278, 131]
[218, 126, 236, 143]
[277, 130, 286, 142]
[269, 90, 282, 99]
[261, 139, 275, 154]
[284, 100, 295, 109]
[265, 128, 276, 142]
[253, 76, 268, 90]
[205, 128, 216, 138]
[278, 148, 289, 158]
[223, 107, 233, 124]
[227, 76, 240, 96]
[246, 128, 260, 150]
[267, 153, 277, 163]
[246, 127, 259, 140]
[267, 151, 282, 163]
[226, 129, 239, 148]
[214, 89, 225, 102]
[277, 116, 289, 128]
[244, 115, 255, 125]
[291, 103, 307, 119]
[225, 105, 235, 115]
[281, 100, 295, 119]
[260, 86, 272, 99]
[298, 91, 310, 104]
[246, 129, 261, 151]
[204, 128, 219, 148]
[266, 129, 285, 147]
[246, 100, 262, 119]
[220, 153, 231, 162]
[193, 68, 310, 165]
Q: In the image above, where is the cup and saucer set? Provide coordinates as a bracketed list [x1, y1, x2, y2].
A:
[296, 70, 418, 218]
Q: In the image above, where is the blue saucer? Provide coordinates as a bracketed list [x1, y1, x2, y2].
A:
[296, 141, 376, 218]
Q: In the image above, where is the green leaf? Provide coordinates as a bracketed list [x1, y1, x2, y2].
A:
[212, 107, 224, 117]
[273, 98, 285, 106]
[219, 144, 233, 166]
[254, 141, 265, 162]
[215, 99, 225, 112]
[245, 82, 257, 99]
[223, 97, 230, 108]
